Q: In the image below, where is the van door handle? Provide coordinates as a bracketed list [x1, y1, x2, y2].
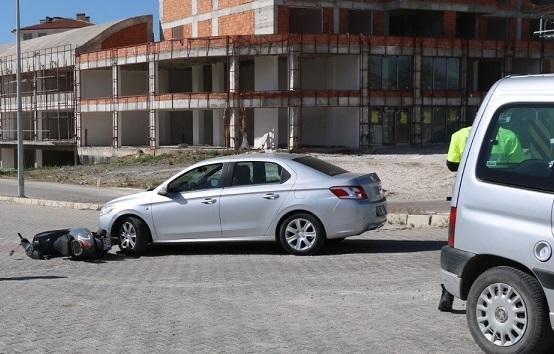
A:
[263, 193, 279, 200]
[201, 198, 217, 204]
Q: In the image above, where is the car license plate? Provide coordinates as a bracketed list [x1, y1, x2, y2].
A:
[102, 237, 111, 250]
[376, 205, 387, 217]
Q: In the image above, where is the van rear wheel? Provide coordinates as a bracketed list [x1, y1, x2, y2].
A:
[466, 266, 554, 354]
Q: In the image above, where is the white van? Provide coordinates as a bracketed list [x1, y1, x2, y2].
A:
[441, 75, 554, 353]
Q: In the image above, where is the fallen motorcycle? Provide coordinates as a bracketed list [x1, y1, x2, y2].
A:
[19, 228, 111, 260]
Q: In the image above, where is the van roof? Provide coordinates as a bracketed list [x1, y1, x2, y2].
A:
[495, 74, 554, 96]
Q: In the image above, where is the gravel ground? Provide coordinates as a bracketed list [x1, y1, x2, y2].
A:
[0, 150, 454, 202]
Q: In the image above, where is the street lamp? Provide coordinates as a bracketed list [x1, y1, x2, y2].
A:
[16, 0, 24, 197]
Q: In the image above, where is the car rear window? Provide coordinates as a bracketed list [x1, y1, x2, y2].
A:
[293, 156, 347, 176]
[476, 104, 554, 193]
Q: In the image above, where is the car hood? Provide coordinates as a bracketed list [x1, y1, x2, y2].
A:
[106, 191, 152, 206]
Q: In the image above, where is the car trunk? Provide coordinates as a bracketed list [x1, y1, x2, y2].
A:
[332, 173, 384, 202]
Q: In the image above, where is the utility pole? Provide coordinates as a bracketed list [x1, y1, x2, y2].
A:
[16, 0, 25, 197]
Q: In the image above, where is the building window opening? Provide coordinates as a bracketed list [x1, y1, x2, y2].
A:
[422, 57, 460, 90]
[369, 56, 412, 90]
[421, 107, 460, 144]
[289, 8, 322, 34]
[389, 10, 443, 37]
[456, 13, 476, 39]
[487, 17, 508, 40]
[348, 10, 372, 35]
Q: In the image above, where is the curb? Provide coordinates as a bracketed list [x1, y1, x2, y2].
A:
[0, 196, 450, 228]
[387, 213, 450, 228]
[0, 196, 102, 211]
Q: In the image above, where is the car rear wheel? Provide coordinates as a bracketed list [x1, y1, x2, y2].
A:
[279, 213, 325, 256]
[117, 216, 148, 256]
[466, 266, 554, 354]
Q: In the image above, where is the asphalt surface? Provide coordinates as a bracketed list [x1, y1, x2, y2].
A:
[0, 178, 142, 203]
[0, 202, 478, 353]
[0, 178, 450, 213]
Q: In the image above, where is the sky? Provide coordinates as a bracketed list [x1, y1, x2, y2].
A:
[0, 0, 159, 45]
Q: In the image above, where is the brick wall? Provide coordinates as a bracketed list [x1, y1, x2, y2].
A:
[339, 9, 348, 34]
[197, 0, 212, 14]
[373, 11, 385, 36]
[183, 24, 192, 38]
[219, 11, 254, 35]
[162, 0, 192, 22]
[198, 19, 212, 37]
[277, 6, 289, 34]
[323, 8, 334, 33]
[443, 11, 456, 38]
[218, 0, 252, 8]
[101, 23, 149, 49]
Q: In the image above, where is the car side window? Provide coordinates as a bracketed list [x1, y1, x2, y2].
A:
[231, 162, 291, 187]
[476, 105, 554, 193]
[169, 163, 223, 193]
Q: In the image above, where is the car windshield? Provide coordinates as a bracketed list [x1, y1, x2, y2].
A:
[293, 156, 347, 176]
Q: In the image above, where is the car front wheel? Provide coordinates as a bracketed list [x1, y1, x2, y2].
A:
[466, 266, 554, 354]
[117, 216, 148, 256]
[279, 213, 325, 256]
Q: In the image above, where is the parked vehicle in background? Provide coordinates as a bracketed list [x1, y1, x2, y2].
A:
[441, 75, 554, 353]
[99, 153, 387, 256]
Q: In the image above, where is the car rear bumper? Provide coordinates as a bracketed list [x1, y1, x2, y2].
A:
[325, 199, 387, 239]
[440, 246, 477, 300]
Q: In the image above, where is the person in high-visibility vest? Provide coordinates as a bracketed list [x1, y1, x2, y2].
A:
[446, 127, 471, 172]
[446, 125, 526, 172]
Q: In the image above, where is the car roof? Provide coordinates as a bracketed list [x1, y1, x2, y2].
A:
[202, 152, 306, 164]
[495, 74, 554, 97]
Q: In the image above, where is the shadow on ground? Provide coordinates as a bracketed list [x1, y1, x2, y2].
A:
[0, 275, 67, 281]
[136, 239, 446, 257]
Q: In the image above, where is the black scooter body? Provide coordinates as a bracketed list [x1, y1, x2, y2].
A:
[19, 228, 111, 260]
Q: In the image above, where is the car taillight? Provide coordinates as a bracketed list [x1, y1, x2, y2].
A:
[448, 207, 457, 247]
[330, 186, 368, 200]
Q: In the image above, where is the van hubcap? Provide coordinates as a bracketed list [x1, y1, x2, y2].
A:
[476, 283, 527, 347]
[285, 218, 316, 251]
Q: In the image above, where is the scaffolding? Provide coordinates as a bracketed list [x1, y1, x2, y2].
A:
[0, 45, 75, 142]
[534, 12, 554, 39]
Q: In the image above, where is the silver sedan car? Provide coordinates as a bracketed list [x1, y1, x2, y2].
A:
[99, 153, 387, 255]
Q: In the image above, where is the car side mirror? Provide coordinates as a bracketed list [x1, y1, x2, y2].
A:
[158, 185, 169, 196]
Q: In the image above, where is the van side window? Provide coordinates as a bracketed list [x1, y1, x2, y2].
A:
[476, 105, 554, 193]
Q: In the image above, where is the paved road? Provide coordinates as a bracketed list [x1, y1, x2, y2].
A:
[0, 178, 141, 203]
[0, 202, 478, 353]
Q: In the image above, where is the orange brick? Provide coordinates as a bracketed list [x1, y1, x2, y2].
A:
[183, 24, 192, 38]
[197, 0, 212, 14]
[198, 19, 212, 37]
[163, 0, 192, 22]
[218, 11, 255, 36]
[218, 0, 252, 8]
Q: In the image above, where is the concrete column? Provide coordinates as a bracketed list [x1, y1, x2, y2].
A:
[0, 148, 15, 169]
[359, 49, 369, 149]
[112, 65, 121, 148]
[212, 63, 225, 146]
[148, 58, 159, 149]
[36, 112, 43, 141]
[228, 56, 240, 149]
[192, 65, 204, 145]
[254, 56, 279, 149]
[74, 68, 82, 146]
[288, 52, 300, 151]
[34, 149, 43, 168]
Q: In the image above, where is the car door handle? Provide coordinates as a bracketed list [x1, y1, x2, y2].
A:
[263, 193, 279, 200]
[201, 198, 217, 204]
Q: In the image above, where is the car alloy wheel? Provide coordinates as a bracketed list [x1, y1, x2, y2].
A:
[476, 282, 527, 347]
[285, 218, 317, 251]
[119, 221, 137, 250]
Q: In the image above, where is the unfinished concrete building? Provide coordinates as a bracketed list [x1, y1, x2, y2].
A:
[1, 0, 554, 168]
